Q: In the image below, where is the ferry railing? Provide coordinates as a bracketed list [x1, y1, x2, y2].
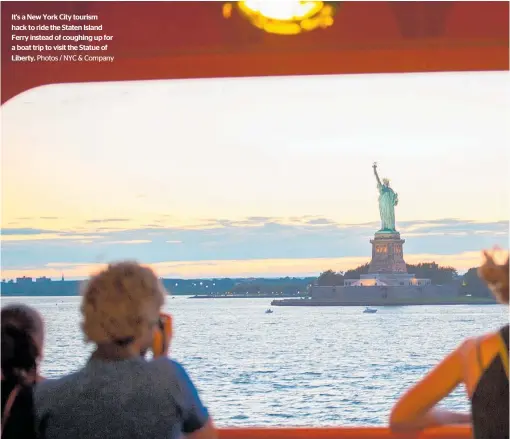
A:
[219, 426, 472, 439]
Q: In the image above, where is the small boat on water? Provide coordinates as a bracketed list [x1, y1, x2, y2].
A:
[363, 307, 377, 313]
[265, 309, 273, 314]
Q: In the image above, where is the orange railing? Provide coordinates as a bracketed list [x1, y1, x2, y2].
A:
[219, 427, 472, 439]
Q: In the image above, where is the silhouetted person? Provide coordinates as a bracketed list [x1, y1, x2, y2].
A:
[1, 304, 45, 439]
[35, 261, 217, 439]
[390, 250, 509, 438]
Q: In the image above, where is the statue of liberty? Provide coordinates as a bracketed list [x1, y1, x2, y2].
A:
[372, 162, 399, 232]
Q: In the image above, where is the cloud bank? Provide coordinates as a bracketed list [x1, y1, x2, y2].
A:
[1, 217, 507, 279]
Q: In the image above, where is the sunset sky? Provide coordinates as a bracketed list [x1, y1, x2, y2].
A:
[1, 71, 508, 279]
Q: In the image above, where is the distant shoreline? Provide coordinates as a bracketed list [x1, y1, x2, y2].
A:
[0, 292, 191, 298]
[189, 294, 299, 299]
[0, 276, 316, 297]
[0, 293, 300, 299]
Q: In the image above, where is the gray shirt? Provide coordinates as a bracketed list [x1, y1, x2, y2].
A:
[35, 357, 209, 439]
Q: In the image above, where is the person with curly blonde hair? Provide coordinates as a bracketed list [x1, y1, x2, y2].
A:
[390, 250, 509, 439]
[34, 261, 216, 439]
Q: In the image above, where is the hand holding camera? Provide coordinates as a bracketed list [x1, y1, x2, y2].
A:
[152, 313, 172, 358]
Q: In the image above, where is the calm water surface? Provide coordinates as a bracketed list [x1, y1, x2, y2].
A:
[1, 296, 507, 426]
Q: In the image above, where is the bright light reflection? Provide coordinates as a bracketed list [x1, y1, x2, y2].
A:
[241, 1, 323, 20]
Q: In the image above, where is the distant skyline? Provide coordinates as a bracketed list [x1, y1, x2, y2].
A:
[1, 72, 508, 279]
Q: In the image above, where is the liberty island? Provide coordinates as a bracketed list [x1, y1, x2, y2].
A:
[272, 164, 496, 307]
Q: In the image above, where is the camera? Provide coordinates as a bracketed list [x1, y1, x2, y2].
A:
[152, 313, 172, 357]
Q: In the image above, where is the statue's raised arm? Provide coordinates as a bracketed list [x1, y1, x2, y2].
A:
[373, 162, 382, 187]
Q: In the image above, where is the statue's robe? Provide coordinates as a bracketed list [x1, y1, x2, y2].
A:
[377, 183, 398, 231]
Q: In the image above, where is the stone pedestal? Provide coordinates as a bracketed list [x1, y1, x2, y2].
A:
[368, 232, 407, 274]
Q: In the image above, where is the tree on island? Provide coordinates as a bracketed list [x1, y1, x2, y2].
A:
[344, 263, 370, 279]
[316, 263, 371, 286]
[316, 269, 344, 286]
[406, 262, 457, 285]
[461, 267, 492, 297]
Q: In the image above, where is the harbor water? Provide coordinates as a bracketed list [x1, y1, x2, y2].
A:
[1, 296, 507, 426]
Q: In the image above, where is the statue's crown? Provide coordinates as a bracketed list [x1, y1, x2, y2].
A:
[382, 178, 390, 185]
